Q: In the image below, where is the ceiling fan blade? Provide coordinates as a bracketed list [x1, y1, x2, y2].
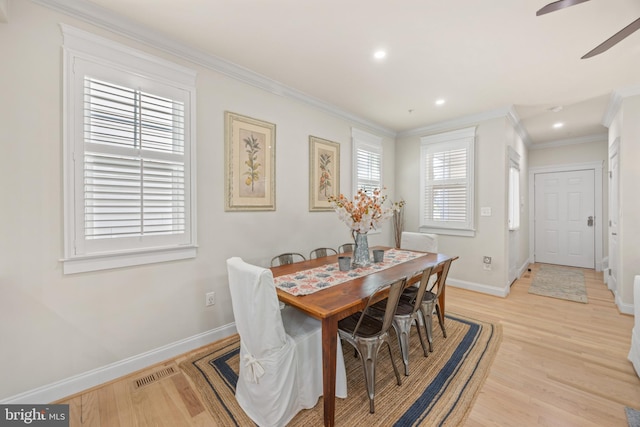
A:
[582, 17, 640, 59]
[536, 0, 590, 16]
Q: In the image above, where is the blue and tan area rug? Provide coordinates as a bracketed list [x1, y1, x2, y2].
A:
[179, 313, 501, 426]
[528, 264, 588, 303]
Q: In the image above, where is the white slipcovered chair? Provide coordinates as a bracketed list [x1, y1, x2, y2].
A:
[400, 231, 438, 253]
[629, 275, 640, 377]
[226, 257, 347, 427]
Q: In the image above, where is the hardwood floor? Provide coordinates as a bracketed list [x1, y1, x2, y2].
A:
[56, 264, 639, 426]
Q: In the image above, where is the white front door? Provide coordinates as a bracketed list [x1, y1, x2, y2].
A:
[609, 140, 619, 292]
[534, 169, 595, 268]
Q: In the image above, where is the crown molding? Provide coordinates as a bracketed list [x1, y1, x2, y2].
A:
[528, 133, 608, 150]
[397, 106, 514, 138]
[602, 84, 640, 127]
[33, 0, 396, 138]
[506, 106, 532, 147]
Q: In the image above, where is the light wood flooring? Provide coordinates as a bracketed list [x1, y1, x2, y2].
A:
[57, 263, 639, 426]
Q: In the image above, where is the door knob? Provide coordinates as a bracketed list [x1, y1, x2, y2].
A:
[587, 216, 594, 227]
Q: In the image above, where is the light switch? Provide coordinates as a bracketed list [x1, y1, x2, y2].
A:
[480, 207, 492, 216]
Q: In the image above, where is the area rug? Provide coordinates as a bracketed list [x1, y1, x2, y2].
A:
[627, 407, 640, 427]
[528, 264, 588, 303]
[179, 313, 501, 426]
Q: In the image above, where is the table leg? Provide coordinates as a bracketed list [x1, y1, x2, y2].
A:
[321, 317, 338, 427]
[438, 272, 446, 324]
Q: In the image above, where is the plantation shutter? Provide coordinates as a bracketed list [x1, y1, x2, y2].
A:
[420, 127, 475, 235]
[355, 143, 382, 195]
[352, 128, 383, 196]
[423, 145, 468, 223]
[83, 77, 186, 240]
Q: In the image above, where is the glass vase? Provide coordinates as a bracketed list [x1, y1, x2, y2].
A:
[351, 230, 371, 268]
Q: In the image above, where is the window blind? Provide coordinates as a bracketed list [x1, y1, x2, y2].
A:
[420, 127, 475, 235]
[83, 77, 186, 240]
[423, 147, 468, 223]
[355, 144, 382, 195]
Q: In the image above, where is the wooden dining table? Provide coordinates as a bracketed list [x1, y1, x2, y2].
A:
[272, 246, 457, 427]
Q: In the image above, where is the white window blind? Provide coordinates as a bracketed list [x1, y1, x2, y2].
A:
[420, 127, 475, 236]
[84, 78, 186, 240]
[62, 24, 197, 274]
[352, 129, 382, 196]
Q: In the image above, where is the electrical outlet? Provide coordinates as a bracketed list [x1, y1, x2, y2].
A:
[205, 292, 215, 306]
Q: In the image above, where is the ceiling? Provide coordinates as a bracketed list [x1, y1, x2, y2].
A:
[50, 0, 640, 145]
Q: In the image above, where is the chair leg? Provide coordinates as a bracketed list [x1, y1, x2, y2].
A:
[393, 318, 413, 376]
[386, 341, 402, 387]
[413, 316, 429, 357]
[355, 341, 380, 414]
[435, 303, 447, 338]
[421, 306, 434, 352]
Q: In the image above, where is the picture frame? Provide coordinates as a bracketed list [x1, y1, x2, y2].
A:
[224, 111, 276, 211]
[309, 136, 340, 211]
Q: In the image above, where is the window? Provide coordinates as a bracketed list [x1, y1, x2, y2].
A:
[62, 25, 197, 274]
[420, 127, 475, 236]
[352, 128, 382, 196]
[508, 147, 521, 230]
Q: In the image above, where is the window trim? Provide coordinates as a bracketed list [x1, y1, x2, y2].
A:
[508, 146, 521, 231]
[419, 127, 476, 237]
[61, 24, 197, 274]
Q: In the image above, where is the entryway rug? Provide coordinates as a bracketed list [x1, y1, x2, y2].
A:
[627, 407, 640, 427]
[528, 264, 588, 303]
[179, 313, 502, 426]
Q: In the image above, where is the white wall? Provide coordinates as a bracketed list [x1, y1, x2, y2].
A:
[395, 116, 527, 296]
[609, 95, 640, 312]
[0, 1, 397, 400]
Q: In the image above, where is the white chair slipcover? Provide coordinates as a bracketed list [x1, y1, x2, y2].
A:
[226, 257, 347, 427]
[628, 275, 640, 377]
[400, 231, 438, 253]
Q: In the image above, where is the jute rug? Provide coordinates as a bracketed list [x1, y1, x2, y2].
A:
[528, 264, 588, 303]
[179, 313, 501, 426]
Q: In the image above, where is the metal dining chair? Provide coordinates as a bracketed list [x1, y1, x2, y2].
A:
[402, 259, 453, 351]
[338, 277, 407, 413]
[338, 243, 355, 253]
[309, 247, 338, 259]
[270, 252, 306, 267]
[368, 266, 434, 376]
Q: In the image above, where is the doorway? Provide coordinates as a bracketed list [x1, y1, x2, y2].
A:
[529, 162, 603, 271]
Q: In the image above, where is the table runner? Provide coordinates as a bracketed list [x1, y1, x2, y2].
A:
[274, 249, 425, 296]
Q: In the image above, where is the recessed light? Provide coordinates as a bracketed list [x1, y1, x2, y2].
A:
[549, 105, 563, 113]
[435, 99, 446, 106]
[553, 122, 564, 129]
[373, 50, 386, 60]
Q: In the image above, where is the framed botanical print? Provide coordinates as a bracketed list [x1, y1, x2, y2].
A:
[309, 136, 340, 211]
[224, 112, 276, 211]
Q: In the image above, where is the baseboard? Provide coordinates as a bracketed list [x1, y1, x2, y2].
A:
[447, 277, 510, 298]
[616, 293, 634, 315]
[0, 323, 237, 404]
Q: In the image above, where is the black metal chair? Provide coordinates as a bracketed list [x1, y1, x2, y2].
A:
[309, 247, 338, 259]
[338, 277, 406, 413]
[270, 253, 306, 267]
[338, 243, 355, 253]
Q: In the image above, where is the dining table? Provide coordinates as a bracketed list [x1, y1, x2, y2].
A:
[271, 246, 458, 427]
